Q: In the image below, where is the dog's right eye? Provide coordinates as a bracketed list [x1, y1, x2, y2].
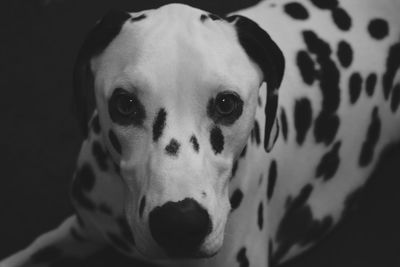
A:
[108, 88, 146, 126]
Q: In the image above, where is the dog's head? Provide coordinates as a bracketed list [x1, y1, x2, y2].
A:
[74, 3, 284, 259]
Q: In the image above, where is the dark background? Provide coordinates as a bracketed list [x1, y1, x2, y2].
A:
[0, 0, 399, 266]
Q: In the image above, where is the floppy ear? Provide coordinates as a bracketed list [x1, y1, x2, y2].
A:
[226, 15, 285, 152]
[73, 10, 131, 137]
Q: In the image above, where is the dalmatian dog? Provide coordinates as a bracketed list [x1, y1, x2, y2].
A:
[2, 0, 400, 266]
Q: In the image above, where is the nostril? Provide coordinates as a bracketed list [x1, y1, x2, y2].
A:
[149, 198, 212, 256]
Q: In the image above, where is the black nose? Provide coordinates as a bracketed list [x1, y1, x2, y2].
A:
[149, 198, 212, 257]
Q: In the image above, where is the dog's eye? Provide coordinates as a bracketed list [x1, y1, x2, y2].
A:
[115, 93, 137, 116]
[109, 88, 146, 126]
[215, 92, 240, 115]
[208, 91, 243, 125]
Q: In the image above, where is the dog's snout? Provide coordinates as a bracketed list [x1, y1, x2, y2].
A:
[149, 198, 211, 257]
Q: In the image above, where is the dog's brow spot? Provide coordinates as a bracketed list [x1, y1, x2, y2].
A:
[153, 108, 167, 142]
[165, 138, 180, 156]
[190, 135, 200, 152]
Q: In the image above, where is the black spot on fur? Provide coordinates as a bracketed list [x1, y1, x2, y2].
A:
[359, 107, 381, 167]
[190, 135, 199, 152]
[139, 196, 146, 218]
[309, 0, 338, 10]
[316, 141, 341, 181]
[70, 228, 86, 242]
[303, 30, 341, 145]
[297, 50, 316, 85]
[92, 141, 108, 171]
[331, 7, 351, 31]
[349, 72, 363, 104]
[383, 42, 400, 100]
[98, 203, 112, 215]
[107, 232, 131, 252]
[71, 163, 96, 210]
[31, 246, 62, 263]
[117, 216, 135, 246]
[108, 130, 121, 154]
[91, 114, 101, 134]
[267, 160, 277, 201]
[337, 40, 353, 68]
[153, 108, 167, 142]
[303, 30, 331, 57]
[314, 114, 340, 145]
[274, 184, 333, 262]
[294, 98, 313, 145]
[368, 18, 389, 40]
[251, 120, 261, 145]
[130, 14, 146, 22]
[284, 2, 309, 20]
[258, 202, 264, 230]
[391, 84, 400, 112]
[365, 73, 377, 97]
[236, 247, 250, 267]
[210, 126, 224, 154]
[165, 138, 180, 156]
[230, 189, 244, 211]
[280, 108, 288, 141]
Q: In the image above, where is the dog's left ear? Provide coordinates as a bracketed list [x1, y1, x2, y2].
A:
[73, 10, 131, 137]
[226, 15, 285, 152]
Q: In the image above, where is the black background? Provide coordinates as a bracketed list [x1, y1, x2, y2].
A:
[0, 0, 399, 266]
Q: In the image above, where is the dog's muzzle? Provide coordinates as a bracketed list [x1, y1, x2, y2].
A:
[149, 198, 212, 258]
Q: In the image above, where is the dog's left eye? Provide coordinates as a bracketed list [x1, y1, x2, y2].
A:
[215, 92, 241, 115]
[116, 93, 137, 116]
[109, 88, 146, 126]
[208, 91, 243, 125]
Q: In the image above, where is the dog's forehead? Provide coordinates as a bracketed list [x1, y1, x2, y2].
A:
[91, 4, 262, 97]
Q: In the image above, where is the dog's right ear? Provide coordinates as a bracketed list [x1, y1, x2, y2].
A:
[73, 10, 131, 137]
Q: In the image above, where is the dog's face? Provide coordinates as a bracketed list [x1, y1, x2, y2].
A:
[75, 3, 284, 259]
